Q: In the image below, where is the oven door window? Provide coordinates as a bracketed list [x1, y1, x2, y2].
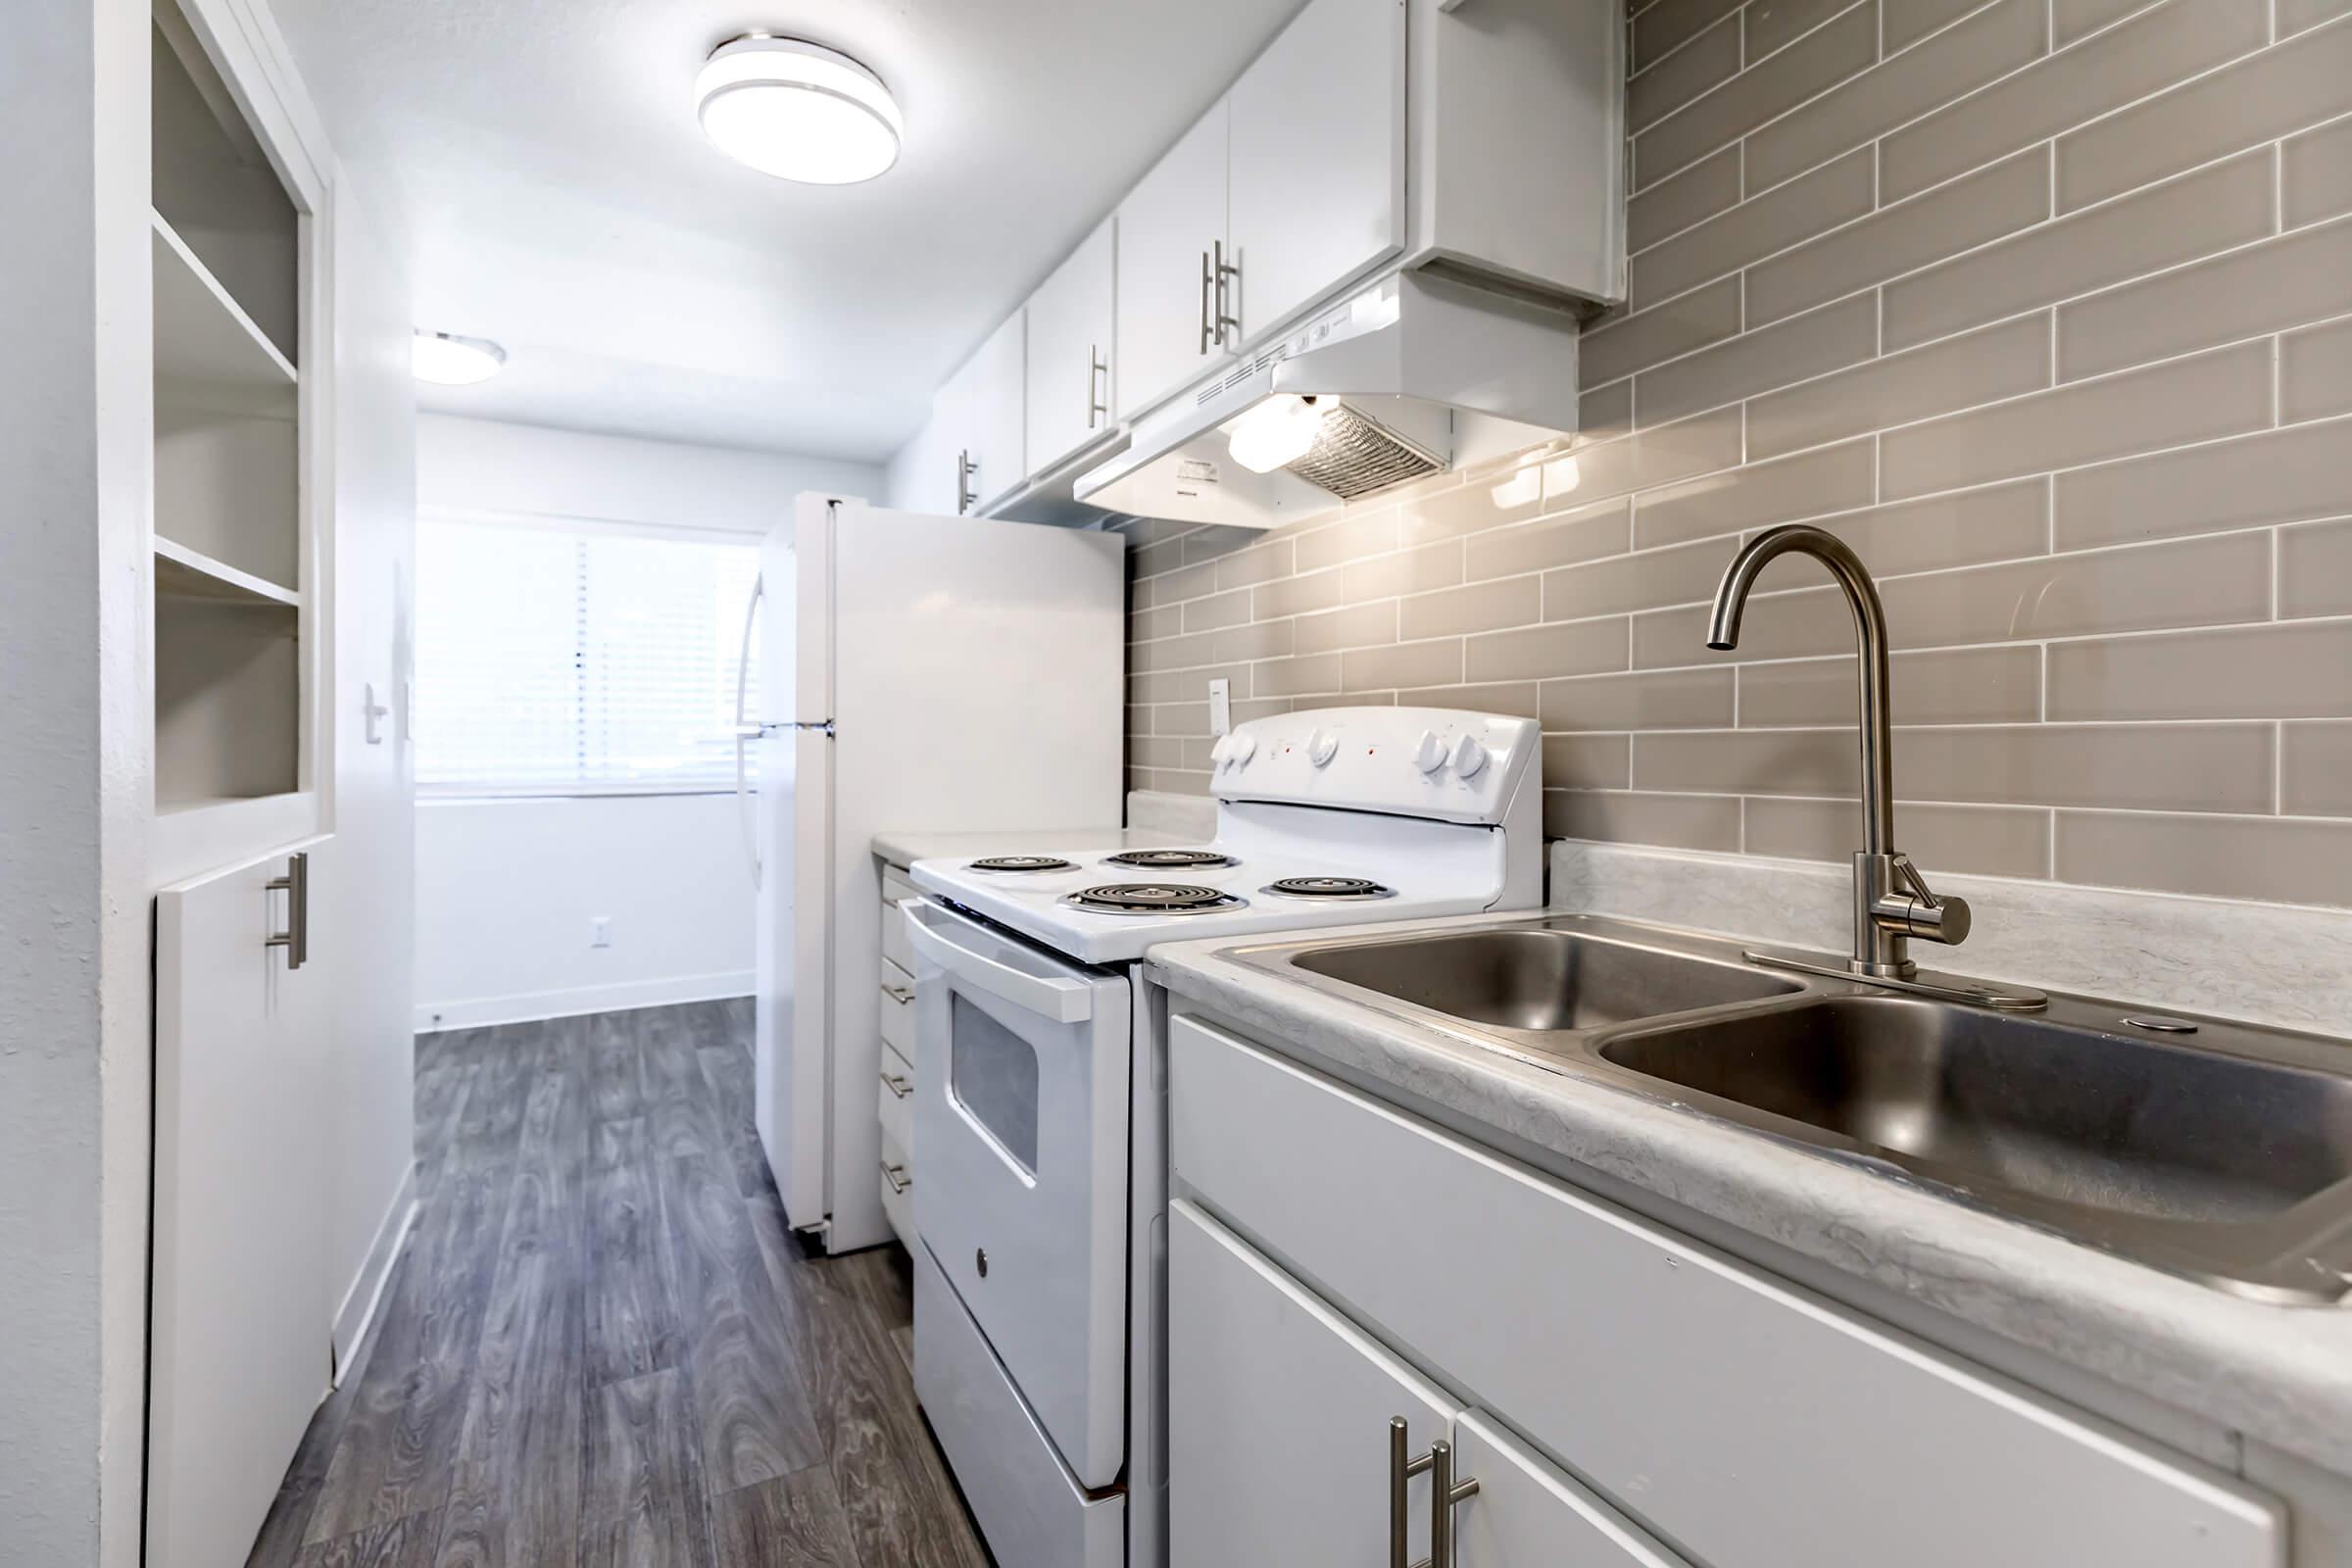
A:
[949, 992, 1041, 1177]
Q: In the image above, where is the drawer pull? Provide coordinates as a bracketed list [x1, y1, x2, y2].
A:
[883, 983, 913, 1004]
[881, 1070, 912, 1100]
[881, 1160, 911, 1195]
[1390, 1418, 1479, 1568]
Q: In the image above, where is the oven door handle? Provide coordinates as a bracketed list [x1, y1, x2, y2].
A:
[903, 900, 1096, 1025]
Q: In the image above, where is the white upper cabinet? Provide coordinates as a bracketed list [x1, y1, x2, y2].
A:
[1226, 0, 1406, 347]
[1023, 217, 1117, 475]
[1114, 101, 1232, 420]
[970, 309, 1026, 512]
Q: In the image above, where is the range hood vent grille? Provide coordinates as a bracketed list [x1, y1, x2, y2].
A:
[1287, 402, 1444, 500]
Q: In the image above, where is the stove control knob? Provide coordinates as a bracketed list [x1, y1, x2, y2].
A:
[1229, 731, 1257, 766]
[1307, 727, 1340, 766]
[1450, 733, 1490, 779]
[1411, 730, 1447, 774]
[1210, 734, 1237, 767]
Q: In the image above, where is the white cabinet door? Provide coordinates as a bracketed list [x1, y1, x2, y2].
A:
[934, 357, 980, 514]
[1168, 1199, 1455, 1568]
[1115, 101, 1232, 420]
[1024, 217, 1117, 474]
[886, 410, 957, 514]
[149, 844, 330, 1568]
[970, 309, 1026, 512]
[1227, 0, 1406, 346]
[1453, 1410, 1692, 1568]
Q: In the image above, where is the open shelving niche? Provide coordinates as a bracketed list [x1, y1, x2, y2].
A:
[150, 2, 319, 883]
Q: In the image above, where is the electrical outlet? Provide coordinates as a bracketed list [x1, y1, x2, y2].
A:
[590, 916, 612, 949]
[1208, 677, 1232, 736]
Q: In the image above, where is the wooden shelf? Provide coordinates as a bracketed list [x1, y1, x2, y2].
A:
[152, 209, 297, 412]
[155, 537, 301, 608]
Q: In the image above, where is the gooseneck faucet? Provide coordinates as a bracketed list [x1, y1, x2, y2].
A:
[1707, 525, 1971, 982]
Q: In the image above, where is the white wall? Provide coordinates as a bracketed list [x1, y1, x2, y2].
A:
[0, 3, 151, 1563]
[319, 178, 420, 1365]
[414, 794, 757, 1028]
[413, 416, 872, 1026]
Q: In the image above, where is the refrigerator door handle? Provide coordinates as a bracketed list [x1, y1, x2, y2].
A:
[734, 572, 763, 889]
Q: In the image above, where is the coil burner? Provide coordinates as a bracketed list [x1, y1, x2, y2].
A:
[966, 856, 1077, 873]
[1060, 883, 1248, 916]
[1260, 876, 1396, 902]
[1102, 848, 1238, 870]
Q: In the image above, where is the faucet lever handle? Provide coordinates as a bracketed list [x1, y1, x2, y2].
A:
[1889, 853, 1941, 909]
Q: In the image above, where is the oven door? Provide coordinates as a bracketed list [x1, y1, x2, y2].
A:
[905, 897, 1132, 1490]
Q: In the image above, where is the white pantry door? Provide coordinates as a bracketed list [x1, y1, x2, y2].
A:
[149, 843, 331, 1568]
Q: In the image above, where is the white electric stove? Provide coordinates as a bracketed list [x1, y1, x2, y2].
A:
[899, 707, 1542, 1568]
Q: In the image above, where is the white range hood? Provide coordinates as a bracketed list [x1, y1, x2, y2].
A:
[1073, 269, 1584, 529]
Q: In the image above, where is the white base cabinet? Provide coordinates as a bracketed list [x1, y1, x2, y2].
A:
[1168, 1011, 2284, 1568]
[149, 843, 331, 1568]
[1171, 1199, 1685, 1568]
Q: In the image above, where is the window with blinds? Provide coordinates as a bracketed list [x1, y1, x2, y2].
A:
[415, 516, 760, 796]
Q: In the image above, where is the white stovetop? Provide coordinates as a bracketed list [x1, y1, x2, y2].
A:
[908, 803, 1521, 965]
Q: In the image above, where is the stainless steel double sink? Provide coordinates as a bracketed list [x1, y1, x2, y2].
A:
[1232, 913, 2352, 1303]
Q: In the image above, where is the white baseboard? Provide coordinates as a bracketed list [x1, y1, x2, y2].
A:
[333, 1160, 417, 1382]
[414, 969, 756, 1033]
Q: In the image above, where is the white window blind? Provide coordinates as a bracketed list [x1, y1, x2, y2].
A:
[415, 515, 760, 796]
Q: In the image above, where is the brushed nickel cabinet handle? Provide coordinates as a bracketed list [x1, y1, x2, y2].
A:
[956, 448, 978, 514]
[265, 851, 309, 970]
[1200, 249, 1214, 355]
[1213, 239, 1241, 346]
[881, 1070, 912, 1100]
[1389, 1418, 1477, 1568]
[881, 1160, 911, 1195]
[1087, 343, 1108, 428]
[883, 983, 913, 1004]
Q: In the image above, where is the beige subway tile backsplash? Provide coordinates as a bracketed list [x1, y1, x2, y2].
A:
[1883, 147, 2275, 355]
[2052, 416, 2352, 549]
[2284, 114, 2352, 226]
[2047, 620, 2352, 721]
[2055, 16, 2352, 211]
[2283, 723, 2352, 816]
[1739, 645, 2042, 726]
[2281, 316, 2352, 423]
[1746, 147, 2049, 329]
[1630, 148, 1874, 309]
[1879, 340, 2273, 499]
[2058, 215, 2352, 383]
[1547, 790, 1742, 851]
[2279, 519, 2352, 618]
[1746, 313, 2050, 462]
[1634, 438, 1874, 549]
[1747, 0, 2046, 193]
[1636, 292, 1877, 428]
[1881, 0, 2266, 202]
[1117, 0, 2352, 907]
[1745, 797, 2052, 877]
[2056, 811, 2352, 907]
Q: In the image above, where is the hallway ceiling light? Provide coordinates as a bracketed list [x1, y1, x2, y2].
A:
[412, 330, 507, 386]
[695, 34, 904, 185]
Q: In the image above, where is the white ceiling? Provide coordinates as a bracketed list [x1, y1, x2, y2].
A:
[270, 0, 1304, 462]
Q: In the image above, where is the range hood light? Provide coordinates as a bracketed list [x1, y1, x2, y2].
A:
[1228, 395, 1326, 474]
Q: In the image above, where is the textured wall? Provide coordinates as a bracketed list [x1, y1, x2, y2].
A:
[1120, 0, 2352, 912]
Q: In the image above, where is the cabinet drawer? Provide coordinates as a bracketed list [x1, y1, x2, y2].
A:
[878, 1043, 914, 1156]
[1169, 1012, 2281, 1568]
[881, 897, 913, 974]
[879, 1125, 914, 1249]
[1454, 1409, 1689, 1568]
[879, 958, 915, 1055]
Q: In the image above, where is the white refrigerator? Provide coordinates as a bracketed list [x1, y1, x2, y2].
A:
[738, 493, 1126, 1253]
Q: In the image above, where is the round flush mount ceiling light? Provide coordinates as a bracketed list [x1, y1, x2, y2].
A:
[695, 34, 903, 185]
[412, 330, 507, 386]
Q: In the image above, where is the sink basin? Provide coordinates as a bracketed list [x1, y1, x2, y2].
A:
[1235, 913, 2352, 1299]
[1289, 927, 1803, 1033]
[1601, 996, 2352, 1226]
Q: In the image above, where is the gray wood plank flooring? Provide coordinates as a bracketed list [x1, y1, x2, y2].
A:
[250, 1001, 991, 1568]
